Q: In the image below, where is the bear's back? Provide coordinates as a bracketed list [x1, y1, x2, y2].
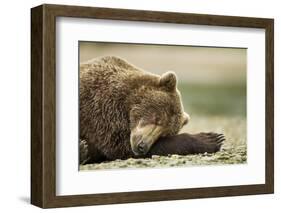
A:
[80, 56, 142, 80]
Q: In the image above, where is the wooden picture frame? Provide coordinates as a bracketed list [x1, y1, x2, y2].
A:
[31, 4, 274, 208]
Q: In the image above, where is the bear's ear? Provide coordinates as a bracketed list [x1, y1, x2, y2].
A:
[159, 71, 177, 91]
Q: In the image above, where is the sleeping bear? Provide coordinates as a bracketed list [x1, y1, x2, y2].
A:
[79, 56, 224, 164]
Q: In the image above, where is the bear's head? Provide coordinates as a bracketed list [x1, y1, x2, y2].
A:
[129, 71, 190, 156]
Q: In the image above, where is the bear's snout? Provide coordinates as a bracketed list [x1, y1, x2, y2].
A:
[130, 124, 164, 156]
[137, 141, 148, 155]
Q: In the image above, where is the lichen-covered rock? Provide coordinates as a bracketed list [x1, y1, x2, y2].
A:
[79, 116, 246, 170]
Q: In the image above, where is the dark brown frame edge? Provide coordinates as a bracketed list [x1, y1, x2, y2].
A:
[31, 4, 274, 208]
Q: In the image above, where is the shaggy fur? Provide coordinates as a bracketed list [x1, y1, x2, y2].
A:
[80, 56, 187, 162]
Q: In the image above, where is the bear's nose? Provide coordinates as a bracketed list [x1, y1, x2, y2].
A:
[137, 142, 147, 154]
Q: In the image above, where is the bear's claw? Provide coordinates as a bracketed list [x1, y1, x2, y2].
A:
[79, 140, 91, 165]
[193, 132, 225, 153]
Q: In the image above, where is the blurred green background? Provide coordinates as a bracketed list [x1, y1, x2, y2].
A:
[80, 42, 246, 118]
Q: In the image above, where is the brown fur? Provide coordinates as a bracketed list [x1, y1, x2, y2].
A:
[80, 56, 187, 162]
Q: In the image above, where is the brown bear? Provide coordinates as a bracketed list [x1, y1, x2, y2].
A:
[80, 56, 224, 164]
